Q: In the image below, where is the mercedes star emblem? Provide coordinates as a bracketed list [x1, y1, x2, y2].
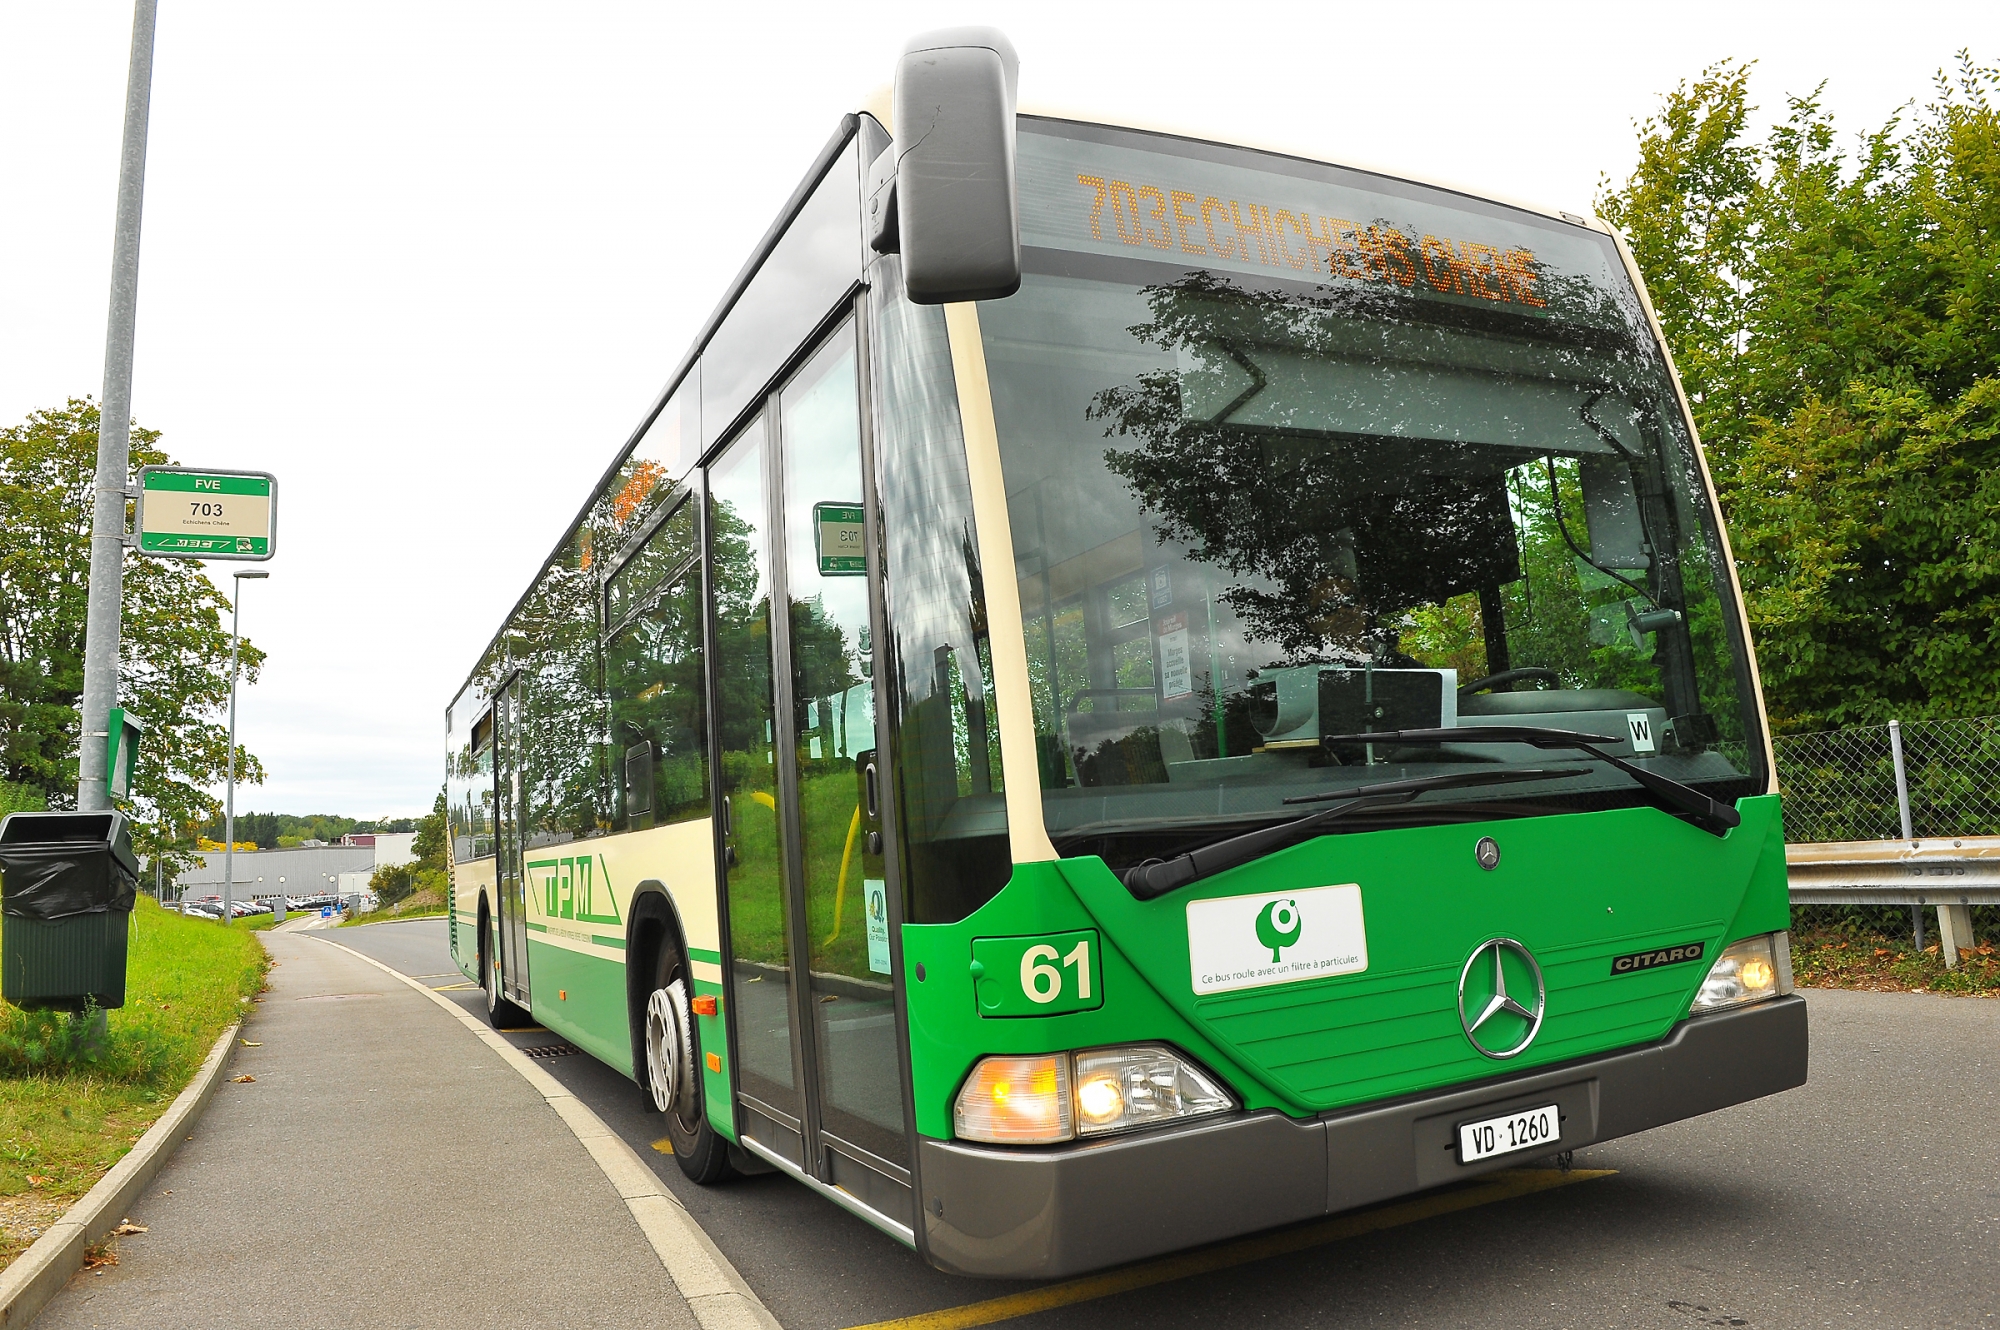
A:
[1474, 836, 1501, 870]
[1457, 938, 1546, 1059]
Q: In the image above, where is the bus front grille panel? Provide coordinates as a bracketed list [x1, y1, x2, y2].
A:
[1193, 930, 1723, 1111]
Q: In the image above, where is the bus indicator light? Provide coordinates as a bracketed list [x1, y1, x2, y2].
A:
[954, 1054, 1072, 1143]
[691, 995, 718, 1017]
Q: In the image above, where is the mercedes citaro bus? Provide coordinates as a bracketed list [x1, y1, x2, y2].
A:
[443, 28, 1805, 1278]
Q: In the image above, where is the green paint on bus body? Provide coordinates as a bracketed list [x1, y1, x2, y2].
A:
[527, 938, 634, 1076]
[970, 929, 1104, 1018]
[527, 853, 622, 926]
[899, 795, 1788, 1140]
[441, 835, 739, 1140]
[694, 978, 735, 1141]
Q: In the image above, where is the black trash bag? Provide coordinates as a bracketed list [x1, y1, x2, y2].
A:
[0, 812, 140, 921]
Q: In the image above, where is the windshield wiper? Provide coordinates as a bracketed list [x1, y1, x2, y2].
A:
[1118, 767, 1589, 900]
[1319, 725, 1741, 837]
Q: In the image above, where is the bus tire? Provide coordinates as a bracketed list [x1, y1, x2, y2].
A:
[642, 936, 733, 1184]
[479, 903, 528, 1028]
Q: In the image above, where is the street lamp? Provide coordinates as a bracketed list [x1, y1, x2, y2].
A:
[221, 569, 268, 923]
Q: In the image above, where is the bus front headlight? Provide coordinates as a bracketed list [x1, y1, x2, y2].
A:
[954, 1045, 1234, 1145]
[1691, 933, 1792, 1012]
[1072, 1045, 1234, 1138]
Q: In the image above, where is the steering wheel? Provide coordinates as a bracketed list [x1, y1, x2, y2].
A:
[1458, 667, 1561, 698]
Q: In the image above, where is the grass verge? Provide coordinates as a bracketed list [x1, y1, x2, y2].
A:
[0, 897, 269, 1268]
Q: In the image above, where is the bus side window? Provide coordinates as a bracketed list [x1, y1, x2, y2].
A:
[606, 504, 708, 833]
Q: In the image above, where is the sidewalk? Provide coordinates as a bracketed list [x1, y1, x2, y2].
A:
[34, 929, 701, 1330]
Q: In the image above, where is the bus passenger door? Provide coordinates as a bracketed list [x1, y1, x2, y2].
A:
[492, 676, 531, 1006]
[711, 317, 911, 1224]
[776, 321, 910, 1213]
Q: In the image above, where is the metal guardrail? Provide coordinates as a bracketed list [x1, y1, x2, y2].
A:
[1787, 837, 1992, 965]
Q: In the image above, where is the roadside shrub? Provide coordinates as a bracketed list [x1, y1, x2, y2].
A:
[0, 1002, 112, 1076]
[0, 899, 264, 1086]
[370, 860, 418, 906]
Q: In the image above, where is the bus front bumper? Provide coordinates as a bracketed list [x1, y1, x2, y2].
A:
[917, 994, 1807, 1279]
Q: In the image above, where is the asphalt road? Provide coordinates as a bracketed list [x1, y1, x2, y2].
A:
[335, 919, 2000, 1330]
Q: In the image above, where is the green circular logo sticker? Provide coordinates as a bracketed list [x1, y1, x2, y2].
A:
[1254, 898, 1303, 962]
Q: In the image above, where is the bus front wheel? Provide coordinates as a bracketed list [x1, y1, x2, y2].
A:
[642, 938, 733, 1184]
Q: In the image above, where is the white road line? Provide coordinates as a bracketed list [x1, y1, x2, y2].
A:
[314, 935, 780, 1330]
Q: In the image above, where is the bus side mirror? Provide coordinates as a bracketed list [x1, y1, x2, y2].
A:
[882, 26, 1021, 304]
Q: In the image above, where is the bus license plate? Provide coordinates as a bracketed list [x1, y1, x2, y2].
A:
[1457, 1103, 1560, 1163]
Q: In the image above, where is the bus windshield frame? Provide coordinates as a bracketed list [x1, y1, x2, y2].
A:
[977, 117, 1766, 869]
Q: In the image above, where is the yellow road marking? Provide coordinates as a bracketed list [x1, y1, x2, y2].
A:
[652, 1137, 676, 1156]
[432, 983, 479, 991]
[843, 1167, 1614, 1330]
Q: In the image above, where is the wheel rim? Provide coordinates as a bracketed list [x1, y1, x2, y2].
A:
[645, 979, 694, 1117]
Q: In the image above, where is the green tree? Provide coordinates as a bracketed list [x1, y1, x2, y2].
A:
[0, 399, 265, 865]
[1599, 56, 2000, 730]
[196, 811, 361, 848]
[369, 792, 448, 910]
[411, 790, 447, 872]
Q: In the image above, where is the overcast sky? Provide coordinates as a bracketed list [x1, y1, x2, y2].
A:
[3, 1, 1992, 818]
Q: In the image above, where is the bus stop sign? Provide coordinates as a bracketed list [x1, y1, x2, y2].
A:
[134, 467, 277, 561]
[813, 502, 865, 576]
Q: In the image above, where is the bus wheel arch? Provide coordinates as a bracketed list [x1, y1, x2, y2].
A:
[628, 883, 733, 1184]
[476, 892, 526, 1028]
[476, 894, 492, 979]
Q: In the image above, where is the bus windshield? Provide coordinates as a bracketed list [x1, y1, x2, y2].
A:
[982, 119, 1761, 867]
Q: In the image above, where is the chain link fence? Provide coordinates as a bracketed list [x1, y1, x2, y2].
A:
[1772, 715, 2000, 844]
[1774, 717, 2000, 958]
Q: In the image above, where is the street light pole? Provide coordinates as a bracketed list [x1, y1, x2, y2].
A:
[221, 570, 268, 922]
[77, 0, 161, 812]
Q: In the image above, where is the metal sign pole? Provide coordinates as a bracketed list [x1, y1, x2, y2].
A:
[76, 0, 160, 813]
[222, 595, 240, 920]
[1888, 718, 1923, 949]
[221, 571, 267, 922]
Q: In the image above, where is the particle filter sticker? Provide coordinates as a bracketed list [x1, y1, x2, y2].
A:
[1185, 883, 1367, 995]
[864, 878, 890, 975]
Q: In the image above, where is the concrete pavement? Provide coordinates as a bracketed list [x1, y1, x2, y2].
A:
[36, 928, 702, 1330]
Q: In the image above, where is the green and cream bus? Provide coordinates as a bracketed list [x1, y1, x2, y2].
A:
[443, 28, 1805, 1278]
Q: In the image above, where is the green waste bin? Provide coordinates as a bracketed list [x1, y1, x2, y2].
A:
[0, 811, 138, 1012]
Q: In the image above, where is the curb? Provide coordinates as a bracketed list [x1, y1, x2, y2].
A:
[313, 936, 781, 1330]
[0, 1021, 241, 1328]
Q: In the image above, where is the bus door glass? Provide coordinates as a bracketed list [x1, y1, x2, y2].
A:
[708, 417, 807, 1161]
[776, 321, 908, 1188]
[493, 676, 531, 1003]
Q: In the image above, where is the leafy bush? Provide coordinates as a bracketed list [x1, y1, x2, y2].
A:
[0, 1003, 117, 1077]
[370, 860, 419, 906]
